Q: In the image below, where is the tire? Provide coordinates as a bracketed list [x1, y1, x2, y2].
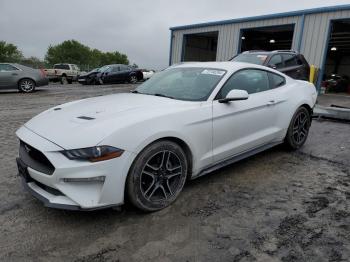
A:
[284, 107, 311, 150]
[60, 75, 68, 85]
[18, 79, 35, 93]
[129, 75, 138, 84]
[127, 140, 188, 212]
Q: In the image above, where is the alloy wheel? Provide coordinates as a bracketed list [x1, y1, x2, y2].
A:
[292, 111, 309, 145]
[20, 79, 34, 92]
[130, 75, 138, 84]
[140, 150, 183, 202]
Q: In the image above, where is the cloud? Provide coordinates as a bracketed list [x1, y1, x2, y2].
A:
[0, 0, 348, 69]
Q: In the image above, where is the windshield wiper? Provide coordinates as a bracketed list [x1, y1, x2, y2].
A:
[153, 93, 174, 99]
[131, 91, 174, 99]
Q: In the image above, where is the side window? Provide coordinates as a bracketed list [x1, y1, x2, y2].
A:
[0, 64, 19, 71]
[111, 66, 120, 72]
[120, 65, 129, 71]
[268, 55, 283, 69]
[283, 54, 298, 67]
[217, 69, 270, 99]
[268, 72, 285, 89]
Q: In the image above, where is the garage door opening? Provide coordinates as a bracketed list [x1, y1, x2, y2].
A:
[322, 19, 350, 94]
[182, 31, 218, 62]
[240, 24, 295, 52]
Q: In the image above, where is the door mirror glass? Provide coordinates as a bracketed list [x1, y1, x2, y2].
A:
[219, 89, 249, 103]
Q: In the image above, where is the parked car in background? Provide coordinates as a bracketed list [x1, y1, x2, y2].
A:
[0, 63, 48, 93]
[323, 74, 350, 93]
[231, 50, 310, 81]
[141, 69, 155, 80]
[96, 64, 143, 84]
[78, 65, 111, 85]
[44, 63, 80, 84]
[16, 62, 317, 211]
[78, 68, 99, 85]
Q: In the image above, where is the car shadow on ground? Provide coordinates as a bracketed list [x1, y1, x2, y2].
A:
[0, 89, 48, 95]
[33, 144, 287, 221]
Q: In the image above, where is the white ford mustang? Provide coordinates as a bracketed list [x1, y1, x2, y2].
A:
[16, 62, 317, 211]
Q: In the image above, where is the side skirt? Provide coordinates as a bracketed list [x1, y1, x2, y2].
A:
[191, 141, 282, 180]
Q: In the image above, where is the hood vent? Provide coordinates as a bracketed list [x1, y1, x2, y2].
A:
[77, 116, 95, 120]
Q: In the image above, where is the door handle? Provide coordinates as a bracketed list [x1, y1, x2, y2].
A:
[267, 100, 275, 106]
[12, 73, 18, 76]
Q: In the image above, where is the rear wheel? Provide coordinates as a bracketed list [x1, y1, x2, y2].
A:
[18, 79, 35, 93]
[60, 75, 68, 85]
[129, 75, 138, 84]
[127, 141, 188, 212]
[284, 107, 311, 150]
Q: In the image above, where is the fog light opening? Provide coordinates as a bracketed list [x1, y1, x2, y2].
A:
[62, 176, 106, 183]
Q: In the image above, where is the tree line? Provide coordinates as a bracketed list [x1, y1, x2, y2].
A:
[0, 40, 133, 71]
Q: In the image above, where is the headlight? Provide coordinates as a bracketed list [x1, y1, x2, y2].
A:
[61, 146, 124, 162]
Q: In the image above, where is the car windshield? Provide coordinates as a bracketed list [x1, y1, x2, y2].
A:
[89, 68, 99, 73]
[98, 65, 110, 72]
[232, 54, 268, 65]
[135, 67, 226, 101]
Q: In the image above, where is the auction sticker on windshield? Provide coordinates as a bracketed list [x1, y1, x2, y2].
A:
[201, 69, 225, 76]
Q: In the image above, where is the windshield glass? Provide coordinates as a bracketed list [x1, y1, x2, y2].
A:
[232, 54, 268, 65]
[98, 65, 110, 72]
[135, 67, 226, 101]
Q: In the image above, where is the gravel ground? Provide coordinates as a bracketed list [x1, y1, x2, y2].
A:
[0, 84, 349, 262]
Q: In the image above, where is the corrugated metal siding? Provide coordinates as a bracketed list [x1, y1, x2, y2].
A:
[171, 10, 350, 69]
[171, 16, 301, 64]
[301, 10, 350, 67]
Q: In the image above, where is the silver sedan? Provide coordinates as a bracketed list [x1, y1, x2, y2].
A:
[0, 63, 49, 93]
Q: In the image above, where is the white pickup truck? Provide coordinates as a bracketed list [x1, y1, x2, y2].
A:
[44, 63, 80, 84]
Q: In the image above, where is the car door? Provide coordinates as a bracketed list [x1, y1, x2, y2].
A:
[212, 68, 282, 163]
[280, 54, 304, 80]
[109, 66, 123, 83]
[0, 64, 21, 89]
[103, 66, 118, 83]
[119, 65, 131, 81]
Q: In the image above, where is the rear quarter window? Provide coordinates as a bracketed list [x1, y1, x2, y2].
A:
[268, 72, 286, 88]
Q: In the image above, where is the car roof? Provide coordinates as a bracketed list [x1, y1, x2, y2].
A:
[241, 50, 298, 55]
[171, 61, 291, 80]
[172, 61, 270, 71]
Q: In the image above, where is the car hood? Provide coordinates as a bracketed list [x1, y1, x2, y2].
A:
[79, 72, 96, 78]
[24, 93, 191, 150]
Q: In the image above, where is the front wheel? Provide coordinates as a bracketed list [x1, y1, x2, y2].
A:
[284, 107, 311, 150]
[18, 79, 35, 93]
[127, 141, 188, 212]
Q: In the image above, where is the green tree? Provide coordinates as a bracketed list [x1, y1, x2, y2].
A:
[45, 40, 91, 66]
[0, 41, 23, 62]
[45, 40, 130, 70]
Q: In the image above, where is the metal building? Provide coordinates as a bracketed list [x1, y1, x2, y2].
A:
[169, 5, 350, 88]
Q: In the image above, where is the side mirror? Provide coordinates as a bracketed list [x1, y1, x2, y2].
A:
[268, 64, 277, 69]
[218, 89, 249, 103]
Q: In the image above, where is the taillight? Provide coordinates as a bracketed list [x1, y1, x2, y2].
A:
[39, 68, 46, 77]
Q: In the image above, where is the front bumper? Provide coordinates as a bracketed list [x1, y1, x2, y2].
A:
[16, 126, 136, 210]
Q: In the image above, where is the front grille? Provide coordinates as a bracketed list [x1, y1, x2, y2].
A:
[19, 141, 55, 175]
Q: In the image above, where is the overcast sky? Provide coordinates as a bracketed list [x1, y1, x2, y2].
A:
[0, 0, 349, 69]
